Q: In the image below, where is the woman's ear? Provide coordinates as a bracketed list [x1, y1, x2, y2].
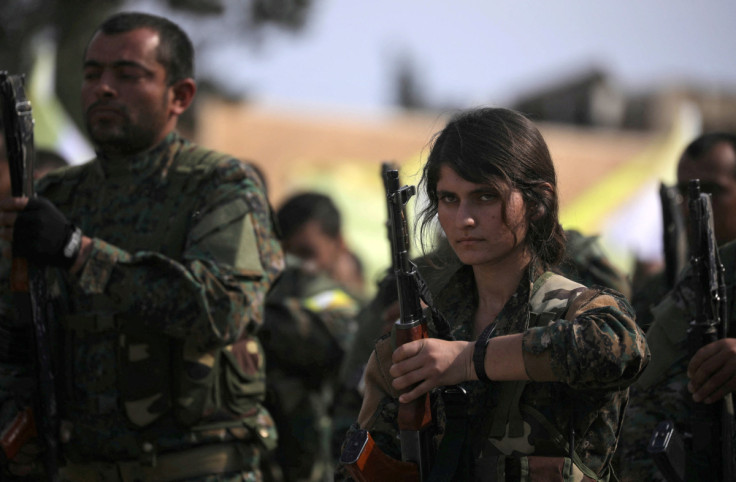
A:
[531, 182, 554, 220]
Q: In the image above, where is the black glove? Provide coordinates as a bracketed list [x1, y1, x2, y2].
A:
[12, 196, 82, 269]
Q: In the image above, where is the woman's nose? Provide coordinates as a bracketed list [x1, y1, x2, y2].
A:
[457, 202, 475, 228]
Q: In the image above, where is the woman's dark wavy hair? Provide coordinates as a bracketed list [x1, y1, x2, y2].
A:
[417, 107, 566, 271]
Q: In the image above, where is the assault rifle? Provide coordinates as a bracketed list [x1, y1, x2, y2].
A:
[336, 162, 404, 405]
[648, 179, 735, 481]
[383, 161, 408, 266]
[0, 72, 59, 481]
[341, 168, 433, 481]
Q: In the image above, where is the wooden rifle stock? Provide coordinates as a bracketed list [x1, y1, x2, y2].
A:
[341, 429, 419, 482]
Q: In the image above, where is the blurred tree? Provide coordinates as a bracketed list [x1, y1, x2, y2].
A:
[1, 0, 313, 138]
[394, 53, 426, 110]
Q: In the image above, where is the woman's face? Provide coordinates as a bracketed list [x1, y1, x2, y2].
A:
[436, 164, 529, 268]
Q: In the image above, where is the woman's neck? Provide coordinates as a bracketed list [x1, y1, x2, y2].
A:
[472, 246, 531, 336]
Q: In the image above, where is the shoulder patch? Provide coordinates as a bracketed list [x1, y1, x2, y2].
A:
[303, 289, 356, 312]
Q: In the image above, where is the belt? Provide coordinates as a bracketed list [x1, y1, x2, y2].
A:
[60, 442, 259, 482]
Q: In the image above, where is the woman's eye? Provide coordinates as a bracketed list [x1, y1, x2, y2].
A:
[439, 194, 457, 203]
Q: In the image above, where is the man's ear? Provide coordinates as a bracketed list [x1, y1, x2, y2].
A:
[169, 78, 196, 115]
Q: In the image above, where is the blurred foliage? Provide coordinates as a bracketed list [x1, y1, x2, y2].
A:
[1, 0, 313, 136]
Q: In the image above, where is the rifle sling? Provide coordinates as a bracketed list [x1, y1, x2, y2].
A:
[427, 386, 472, 482]
[410, 265, 453, 341]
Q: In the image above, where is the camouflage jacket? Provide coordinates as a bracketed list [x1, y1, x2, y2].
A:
[259, 256, 361, 480]
[350, 266, 649, 481]
[336, 229, 630, 405]
[261, 256, 360, 380]
[2, 133, 284, 463]
[615, 239, 736, 481]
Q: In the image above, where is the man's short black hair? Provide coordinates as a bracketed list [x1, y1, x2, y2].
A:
[89, 11, 194, 84]
[683, 132, 736, 162]
[277, 192, 341, 240]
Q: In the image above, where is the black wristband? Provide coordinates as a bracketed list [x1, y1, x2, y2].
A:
[473, 323, 496, 382]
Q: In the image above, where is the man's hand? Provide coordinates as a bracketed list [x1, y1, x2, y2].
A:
[687, 338, 736, 403]
[389, 339, 473, 404]
[0, 196, 82, 270]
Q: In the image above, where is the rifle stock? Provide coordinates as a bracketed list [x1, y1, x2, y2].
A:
[341, 429, 419, 482]
[342, 167, 434, 481]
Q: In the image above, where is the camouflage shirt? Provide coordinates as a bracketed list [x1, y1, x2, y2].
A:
[259, 256, 361, 481]
[349, 266, 649, 481]
[1, 133, 284, 465]
[615, 239, 736, 481]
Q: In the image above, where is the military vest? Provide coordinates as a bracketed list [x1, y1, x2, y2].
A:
[42, 144, 272, 457]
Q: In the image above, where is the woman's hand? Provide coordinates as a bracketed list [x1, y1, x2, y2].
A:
[389, 339, 473, 403]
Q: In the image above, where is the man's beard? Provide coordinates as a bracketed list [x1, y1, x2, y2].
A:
[85, 96, 168, 157]
[88, 119, 158, 157]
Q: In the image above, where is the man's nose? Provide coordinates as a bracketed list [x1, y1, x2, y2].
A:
[94, 71, 117, 98]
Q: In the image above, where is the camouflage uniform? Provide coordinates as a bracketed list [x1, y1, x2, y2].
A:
[259, 256, 361, 481]
[342, 266, 649, 481]
[615, 239, 736, 481]
[341, 229, 631, 389]
[332, 229, 633, 473]
[0, 133, 284, 481]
